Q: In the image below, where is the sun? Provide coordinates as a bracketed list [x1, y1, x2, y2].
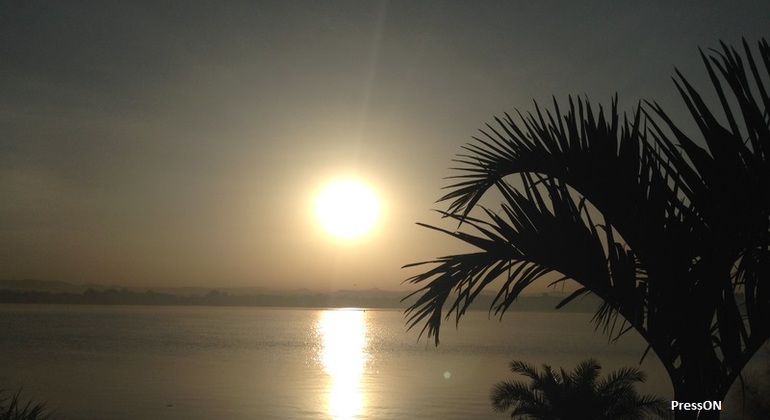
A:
[315, 179, 381, 240]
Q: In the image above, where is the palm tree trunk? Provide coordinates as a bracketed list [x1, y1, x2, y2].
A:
[672, 376, 723, 419]
[671, 318, 725, 420]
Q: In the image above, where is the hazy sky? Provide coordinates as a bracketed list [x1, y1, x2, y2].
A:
[1, 1, 768, 291]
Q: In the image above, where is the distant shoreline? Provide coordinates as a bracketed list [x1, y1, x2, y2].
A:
[0, 287, 410, 309]
[0, 280, 599, 312]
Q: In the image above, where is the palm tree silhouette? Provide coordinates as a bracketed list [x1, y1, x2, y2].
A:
[490, 359, 668, 420]
[404, 39, 770, 420]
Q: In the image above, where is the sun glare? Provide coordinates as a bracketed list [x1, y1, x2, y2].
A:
[317, 309, 367, 419]
[315, 179, 381, 240]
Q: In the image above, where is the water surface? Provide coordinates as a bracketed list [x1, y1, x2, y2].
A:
[0, 305, 674, 419]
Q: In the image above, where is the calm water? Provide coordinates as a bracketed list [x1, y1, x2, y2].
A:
[0, 305, 676, 419]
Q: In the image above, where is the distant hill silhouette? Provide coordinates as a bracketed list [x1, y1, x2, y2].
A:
[0, 279, 599, 311]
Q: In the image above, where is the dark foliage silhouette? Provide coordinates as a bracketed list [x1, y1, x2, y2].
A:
[490, 359, 668, 420]
[0, 388, 52, 420]
[404, 39, 770, 420]
[730, 346, 770, 419]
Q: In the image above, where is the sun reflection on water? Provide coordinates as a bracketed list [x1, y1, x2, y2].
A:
[317, 309, 367, 419]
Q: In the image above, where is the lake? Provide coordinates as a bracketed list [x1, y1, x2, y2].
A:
[0, 304, 678, 419]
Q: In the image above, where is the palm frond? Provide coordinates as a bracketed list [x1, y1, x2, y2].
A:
[489, 381, 536, 413]
[404, 176, 623, 344]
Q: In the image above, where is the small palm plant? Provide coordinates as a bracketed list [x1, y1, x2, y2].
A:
[490, 359, 669, 420]
[0, 388, 52, 420]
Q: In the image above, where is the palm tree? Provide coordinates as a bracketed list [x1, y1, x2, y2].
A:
[490, 359, 668, 420]
[404, 39, 770, 420]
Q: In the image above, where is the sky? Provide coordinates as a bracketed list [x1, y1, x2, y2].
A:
[1, 1, 768, 292]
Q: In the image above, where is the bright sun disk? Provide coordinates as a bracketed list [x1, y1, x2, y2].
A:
[315, 179, 381, 240]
